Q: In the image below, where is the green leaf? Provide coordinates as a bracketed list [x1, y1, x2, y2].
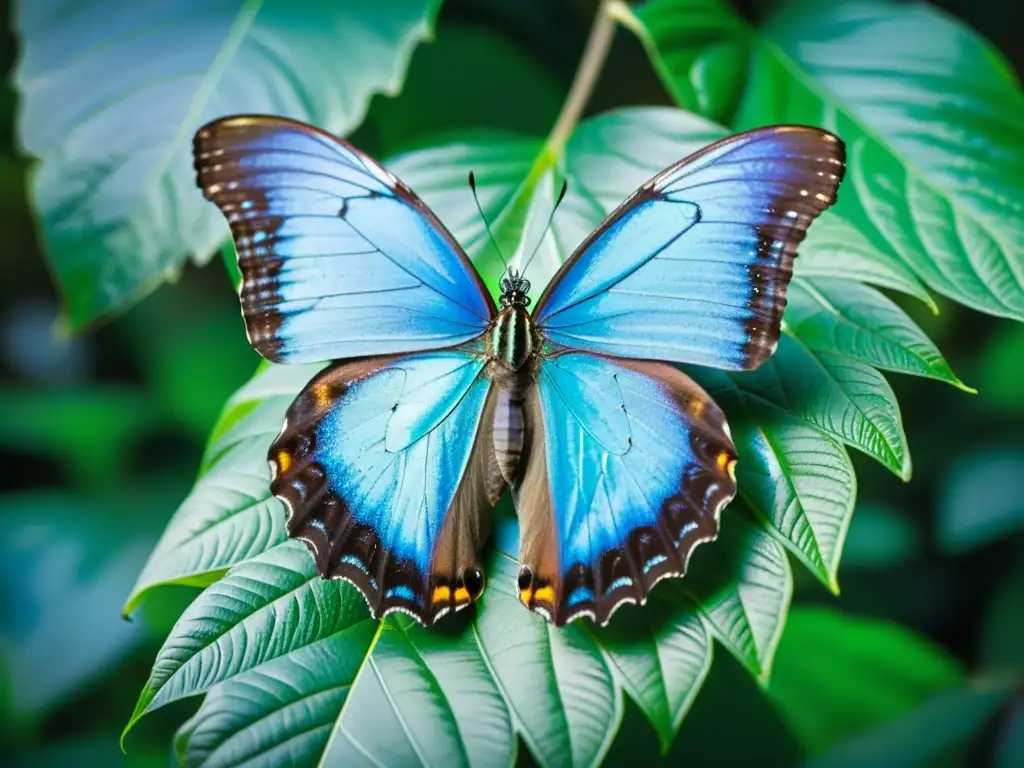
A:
[938, 448, 1024, 553]
[793, 213, 935, 311]
[736, 0, 1024, 323]
[629, 0, 1024, 323]
[590, 596, 712, 753]
[123, 542, 372, 745]
[614, 0, 747, 123]
[695, 373, 856, 591]
[123, 438, 287, 614]
[13, 0, 440, 328]
[175, 621, 377, 767]
[320, 612, 515, 768]
[805, 679, 1014, 768]
[768, 607, 963, 754]
[730, 335, 909, 478]
[133, 507, 794, 765]
[471, 548, 620, 768]
[785, 278, 968, 390]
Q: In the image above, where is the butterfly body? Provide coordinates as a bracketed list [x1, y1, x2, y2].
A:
[482, 270, 542, 484]
[194, 115, 846, 628]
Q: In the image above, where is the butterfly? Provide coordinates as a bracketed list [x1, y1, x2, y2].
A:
[193, 115, 845, 627]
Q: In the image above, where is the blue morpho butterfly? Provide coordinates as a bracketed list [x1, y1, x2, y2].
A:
[193, 116, 845, 627]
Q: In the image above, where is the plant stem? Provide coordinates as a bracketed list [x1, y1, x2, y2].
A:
[547, 0, 618, 154]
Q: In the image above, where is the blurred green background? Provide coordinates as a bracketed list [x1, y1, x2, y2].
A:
[2, 0, 1023, 765]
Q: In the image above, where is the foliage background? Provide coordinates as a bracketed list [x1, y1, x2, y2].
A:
[1, 0, 1023, 765]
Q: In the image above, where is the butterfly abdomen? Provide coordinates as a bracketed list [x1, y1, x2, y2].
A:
[493, 381, 527, 485]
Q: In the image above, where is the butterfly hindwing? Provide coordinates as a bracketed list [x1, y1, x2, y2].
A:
[534, 126, 845, 371]
[514, 352, 737, 625]
[271, 350, 503, 624]
[194, 116, 495, 364]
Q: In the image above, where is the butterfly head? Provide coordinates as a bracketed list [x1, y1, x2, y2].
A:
[499, 270, 531, 308]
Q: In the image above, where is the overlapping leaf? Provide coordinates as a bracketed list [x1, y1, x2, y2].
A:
[13, 0, 441, 327]
[630, 0, 1024, 322]
[124, 105, 965, 763]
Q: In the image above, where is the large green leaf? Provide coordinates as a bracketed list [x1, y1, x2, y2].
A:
[791, 213, 934, 311]
[13, 0, 440, 328]
[693, 369, 857, 590]
[630, 0, 1024, 322]
[614, 0, 747, 123]
[726, 335, 908, 478]
[589, 594, 712, 752]
[768, 607, 963, 754]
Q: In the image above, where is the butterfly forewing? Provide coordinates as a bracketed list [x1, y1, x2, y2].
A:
[193, 115, 495, 364]
[534, 125, 846, 371]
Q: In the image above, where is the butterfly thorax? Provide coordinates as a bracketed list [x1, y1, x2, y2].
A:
[490, 271, 537, 374]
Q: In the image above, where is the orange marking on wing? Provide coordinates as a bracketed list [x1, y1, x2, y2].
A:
[314, 383, 333, 410]
[533, 585, 555, 605]
[716, 451, 731, 473]
[454, 586, 471, 604]
[277, 451, 292, 473]
[431, 585, 451, 605]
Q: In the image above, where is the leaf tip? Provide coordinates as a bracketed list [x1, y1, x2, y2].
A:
[954, 379, 978, 395]
[121, 589, 144, 619]
[827, 573, 841, 597]
[119, 719, 135, 754]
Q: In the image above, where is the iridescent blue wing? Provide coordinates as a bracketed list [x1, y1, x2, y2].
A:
[270, 351, 502, 624]
[194, 116, 495, 363]
[534, 126, 845, 371]
[514, 352, 737, 625]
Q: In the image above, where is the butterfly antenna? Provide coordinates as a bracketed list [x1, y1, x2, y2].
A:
[468, 171, 509, 274]
[520, 179, 568, 276]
